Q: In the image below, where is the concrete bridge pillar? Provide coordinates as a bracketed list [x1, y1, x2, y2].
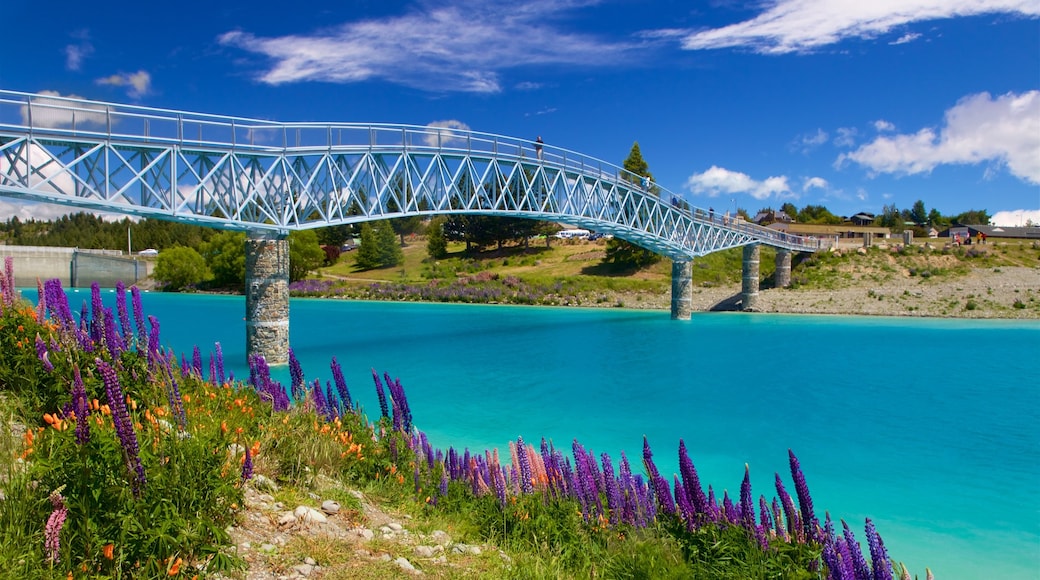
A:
[245, 232, 290, 365]
[741, 244, 760, 311]
[670, 260, 693, 320]
[774, 249, 792, 288]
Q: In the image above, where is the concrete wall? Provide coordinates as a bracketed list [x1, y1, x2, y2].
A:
[0, 245, 154, 288]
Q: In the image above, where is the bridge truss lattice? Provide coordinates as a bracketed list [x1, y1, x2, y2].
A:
[0, 90, 818, 260]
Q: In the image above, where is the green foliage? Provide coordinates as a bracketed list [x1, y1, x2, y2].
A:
[153, 246, 212, 291]
[797, 204, 842, 225]
[954, 208, 991, 226]
[426, 217, 448, 259]
[604, 238, 662, 268]
[354, 221, 404, 270]
[910, 200, 928, 226]
[288, 230, 324, 282]
[0, 213, 215, 252]
[200, 230, 247, 289]
[622, 142, 653, 185]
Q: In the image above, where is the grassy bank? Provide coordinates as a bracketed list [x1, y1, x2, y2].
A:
[0, 260, 929, 579]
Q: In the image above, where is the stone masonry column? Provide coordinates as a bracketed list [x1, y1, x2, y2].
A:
[670, 260, 693, 320]
[245, 232, 290, 365]
[774, 249, 792, 288]
[741, 244, 760, 311]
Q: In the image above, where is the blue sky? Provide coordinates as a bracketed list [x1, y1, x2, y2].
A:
[2, 0, 1038, 226]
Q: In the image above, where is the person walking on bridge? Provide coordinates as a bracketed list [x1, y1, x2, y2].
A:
[535, 136, 543, 160]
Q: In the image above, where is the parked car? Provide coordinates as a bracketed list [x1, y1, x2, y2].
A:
[138, 248, 159, 256]
[340, 243, 358, 252]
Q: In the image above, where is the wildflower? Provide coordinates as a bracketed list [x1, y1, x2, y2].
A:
[371, 369, 389, 419]
[115, 281, 131, 344]
[131, 286, 147, 348]
[789, 449, 819, 542]
[330, 356, 352, 411]
[44, 488, 68, 563]
[97, 359, 146, 496]
[678, 439, 709, 518]
[214, 342, 225, 385]
[241, 445, 254, 481]
[865, 518, 893, 580]
[288, 348, 305, 401]
[35, 334, 54, 372]
[102, 543, 114, 560]
[739, 464, 756, 532]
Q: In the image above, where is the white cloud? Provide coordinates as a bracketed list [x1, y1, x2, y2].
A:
[19, 90, 108, 129]
[839, 90, 1040, 184]
[889, 32, 921, 45]
[675, 0, 1038, 54]
[833, 127, 858, 148]
[803, 176, 828, 191]
[423, 120, 471, 147]
[793, 128, 828, 153]
[65, 30, 94, 71]
[991, 209, 1040, 227]
[218, 0, 646, 94]
[873, 119, 895, 132]
[96, 70, 151, 98]
[685, 165, 791, 200]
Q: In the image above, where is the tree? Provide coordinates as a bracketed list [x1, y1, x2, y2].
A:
[376, 220, 404, 266]
[153, 246, 211, 291]
[602, 142, 661, 269]
[354, 221, 403, 270]
[879, 204, 902, 229]
[927, 208, 947, 228]
[288, 230, 324, 282]
[910, 200, 928, 226]
[796, 204, 842, 225]
[781, 202, 798, 221]
[200, 230, 246, 289]
[954, 209, 991, 226]
[426, 217, 448, 259]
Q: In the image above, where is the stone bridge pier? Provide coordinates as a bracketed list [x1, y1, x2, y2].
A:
[670, 260, 692, 320]
[741, 244, 760, 311]
[245, 232, 290, 365]
[775, 249, 792, 288]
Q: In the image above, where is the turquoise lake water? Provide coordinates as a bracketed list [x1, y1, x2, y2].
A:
[43, 289, 1040, 579]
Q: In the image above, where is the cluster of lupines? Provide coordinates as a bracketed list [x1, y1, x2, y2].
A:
[44, 488, 68, 563]
[14, 264, 911, 578]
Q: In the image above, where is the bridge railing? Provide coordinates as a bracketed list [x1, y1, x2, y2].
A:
[0, 89, 819, 253]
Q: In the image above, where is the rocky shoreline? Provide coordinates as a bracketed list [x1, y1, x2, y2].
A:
[599, 265, 1039, 320]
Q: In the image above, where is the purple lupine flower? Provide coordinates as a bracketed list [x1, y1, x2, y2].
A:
[1, 256, 15, 307]
[97, 358, 146, 496]
[776, 473, 802, 543]
[516, 436, 533, 494]
[288, 348, 305, 402]
[673, 475, 696, 530]
[707, 486, 718, 523]
[371, 369, 389, 419]
[757, 494, 773, 548]
[722, 491, 738, 525]
[103, 307, 122, 360]
[131, 286, 147, 348]
[494, 465, 508, 508]
[35, 334, 54, 372]
[90, 282, 105, 346]
[214, 342, 225, 385]
[36, 277, 46, 321]
[601, 453, 622, 525]
[159, 355, 187, 429]
[180, 353, 191, 377]
[642, 437, 674, 517]
[678, 439, 709, 519]
[76, 301, 94, 352]
[325, 381, 339, 417]
[241, 446, 254, 481]
[789, 450, 819, 543]
[44, 279, 74, 329]
[146, 315, 161, 368]
[312, 379, 332, 420]
[192, 346, 203, 378]
[439, 469, 449, 498]
[208, 355, 217, 385]
[739, 464, 756, 532]
[71, 366, 90, 445]
[842, 519, 872, 580]
[44, 489, 68, 563]
[865, 519, 893, 580]
[772, 498, 787, 541]
[330, 357, 352, 411]
[387, 375, 412, 431]
[115, 281, 131, 346]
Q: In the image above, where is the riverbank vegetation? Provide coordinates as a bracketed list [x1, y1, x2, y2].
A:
[0, 259, 928, 578]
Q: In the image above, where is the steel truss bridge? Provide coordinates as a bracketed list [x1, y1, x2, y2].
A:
[0, 90, 819, 259]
